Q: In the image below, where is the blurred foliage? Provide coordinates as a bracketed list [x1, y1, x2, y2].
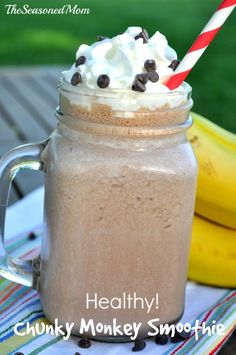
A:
[0, 0, 235, 131]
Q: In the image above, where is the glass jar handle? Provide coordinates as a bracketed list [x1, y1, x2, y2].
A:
[0, 141, 47, 288]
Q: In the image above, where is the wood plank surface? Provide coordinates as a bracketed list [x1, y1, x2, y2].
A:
[0, 81, 47, 140]
[2, 75, 54, 132]
[0, 66, 65, 204]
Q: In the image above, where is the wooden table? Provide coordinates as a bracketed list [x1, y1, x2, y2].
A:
[0, 66, 65, 204]
[0, 66, 235, 353]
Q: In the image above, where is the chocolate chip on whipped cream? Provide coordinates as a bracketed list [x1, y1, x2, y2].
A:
[135, 28, 149, 43]
[147, 71, 159, 83]
[97, 35, 107, 42]
[71, 72, 82, 86]
[144, 59, 156, 72]
[63, 26, 184, 93]
[135, 73, 149, 85]
[169, 59, 180, 71]
[97, 74, 110, 88]
[75, 55, 86, 67]
[132, 79, 146, 92]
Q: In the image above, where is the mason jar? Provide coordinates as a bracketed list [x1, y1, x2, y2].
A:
[0, 80, 197, 341]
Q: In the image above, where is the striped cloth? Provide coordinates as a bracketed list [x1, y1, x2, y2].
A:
[0, 188, 235, 355]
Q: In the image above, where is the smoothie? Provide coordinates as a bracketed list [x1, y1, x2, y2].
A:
[39, 27, 197, 340]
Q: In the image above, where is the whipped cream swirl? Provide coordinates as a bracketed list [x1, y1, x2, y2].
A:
[63, 27, 181, 93]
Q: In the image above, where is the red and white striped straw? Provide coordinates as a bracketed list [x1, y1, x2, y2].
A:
[165, 0, 236, 90]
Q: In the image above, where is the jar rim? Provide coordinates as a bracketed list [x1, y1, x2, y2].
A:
[58, 79, 193, 129]
[59, 78, 192, 101]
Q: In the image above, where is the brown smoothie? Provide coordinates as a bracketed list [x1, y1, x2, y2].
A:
[39, 87, 197, 340]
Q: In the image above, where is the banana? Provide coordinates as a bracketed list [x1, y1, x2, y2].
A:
[188, 214, 236, 288]
[187, 112, 236, 229]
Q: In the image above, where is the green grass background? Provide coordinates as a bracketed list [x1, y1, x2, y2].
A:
[0, 0, 235, 132]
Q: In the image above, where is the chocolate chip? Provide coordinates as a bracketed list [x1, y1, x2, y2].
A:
[28, 232, 37, 241]
[75, 55, 86, 67]
[132, 339, 146, 352]
[142, 28, 149, 41]
[71, 72, 82, 86]
[170, 332, 183, 343]
[14, 353, 24, 355]
[132, 79, 146, 92]
[97, 35, 107, 41]
[78, 337, 91, 348]
[136, 73, 149, 85]
[97, 74, 110, 88]
[155, 334, 168, 345]
[170, 327, 192, 343]
[144, 59, 156, 72]
[74, 352, 81, 355]
[169, 328, 191, 344]
[168, 60, 180, 71]
[176, 329, 192, 340]
[147, 71, 159, 83]
[135, 28, 149, 43]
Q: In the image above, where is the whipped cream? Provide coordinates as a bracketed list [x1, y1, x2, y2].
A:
[62, 27, 182, 93]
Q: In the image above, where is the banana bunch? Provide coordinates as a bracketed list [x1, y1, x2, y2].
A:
[188, 112, 236, 229]
[189, 215, 236, 288]
[187, 112, 236, 287]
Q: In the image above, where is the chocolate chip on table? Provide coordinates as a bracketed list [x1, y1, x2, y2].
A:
[144, 59, 156, 72]
[176, 328, 192, 340]
[74, 352, 81, 355]
[169, 328, 191, 344]
[132, 339, 146, 352]
[28, 232, 37, 241]
[135, 28, 149, 43]
[78, 337, 92, 348]
[168, 59, 180, 71]
[136, 73, 149, 85]
[170, 332, 183, 343]
[147, 71, 159, 83]
[155, 334, 168, 345]
[71, 72, 82, 86]
[170, 327, 192, 343]
[75, 55, 86, 67]
[97, 35, 107, 41]
[97, 74, 110, 88]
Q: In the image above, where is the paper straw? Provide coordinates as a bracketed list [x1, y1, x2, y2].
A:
[165, 0, 236, 90]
